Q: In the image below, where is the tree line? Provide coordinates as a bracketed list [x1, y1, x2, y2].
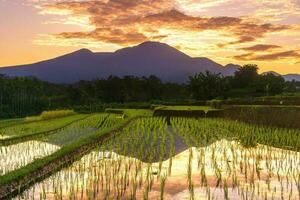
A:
[0, 64, 299, 118]
[188, 64, 299, 100]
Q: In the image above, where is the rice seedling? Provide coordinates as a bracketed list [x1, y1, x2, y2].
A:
[0, 114, 86, 139]
[0, 140, 59, 175]
[0, 114, 120, 175]
[8, 116, 300, 200]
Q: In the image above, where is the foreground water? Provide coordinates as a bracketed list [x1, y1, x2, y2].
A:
[14, 139, 300, 200]
[9, 117, 300, 199]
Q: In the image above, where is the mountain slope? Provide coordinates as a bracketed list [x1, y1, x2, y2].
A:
[0, 49, 112, 83]
[262, 71, 300, 81]
[282, 74, 300, 81]
[98, 42, 224, 82]
[0, 41, 251, 83]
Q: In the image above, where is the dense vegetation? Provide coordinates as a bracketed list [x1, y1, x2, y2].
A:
[1, 65, 299, 118]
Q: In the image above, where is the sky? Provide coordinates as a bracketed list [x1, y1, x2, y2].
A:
[1, 0, 300, 74]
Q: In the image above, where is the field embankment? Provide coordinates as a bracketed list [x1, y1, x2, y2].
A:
[219, 105, 300, 129]
[153, 106, 221, 118]
[0, 114, 88, 145]
[152, 104, 300, 129]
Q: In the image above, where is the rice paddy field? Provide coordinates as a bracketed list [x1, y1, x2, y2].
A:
[0, 110, 300, 200]
[0, 114, 87, 140]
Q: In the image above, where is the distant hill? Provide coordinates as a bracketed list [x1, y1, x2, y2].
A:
[0, 49, 113, 83]
[223, 64, 240, 76]
[262, 71, 300, 82]
[282, 74, 300, 82]
[0, 41, 299, 83]
[0, 42, 236, 83]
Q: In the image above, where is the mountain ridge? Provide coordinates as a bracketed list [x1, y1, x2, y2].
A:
[1, 41, 299, 83]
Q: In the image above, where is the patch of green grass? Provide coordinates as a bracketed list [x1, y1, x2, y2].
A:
[229, 105, 300, 108]
[156, 106, 218, 112]
[0, 114, 86, 139]
[106, 108, 153, 117]
[122, 109, 153, 117]
[0, 118, 24, 129]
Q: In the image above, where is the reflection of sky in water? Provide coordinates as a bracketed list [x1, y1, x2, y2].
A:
[0, 140, 60, 175]
[15, 139, 300, 200]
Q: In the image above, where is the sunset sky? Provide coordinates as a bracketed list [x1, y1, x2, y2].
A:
[1, 0, 300, 74]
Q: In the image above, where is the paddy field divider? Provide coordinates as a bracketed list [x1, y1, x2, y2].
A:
[0, 115, 91, 146]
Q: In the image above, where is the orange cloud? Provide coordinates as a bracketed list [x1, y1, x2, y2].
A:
[239, 44, 282, 52]
[224, 36, 256, 46]
[233, 50, 300, 61]
[40, 1, 292, 46]
[254, 50, 300, 61]
[233, 53, 255, 61]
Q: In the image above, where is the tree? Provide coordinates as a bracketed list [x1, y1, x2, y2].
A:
[143, 75, 163, 101]
[187, 71, 225, 100]
[284, 80, 298, 93]
[234, 64, 259, 88]
[253, 73, 285, 95]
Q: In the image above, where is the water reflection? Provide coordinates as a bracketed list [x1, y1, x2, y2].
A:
[11, 117, 300, 199]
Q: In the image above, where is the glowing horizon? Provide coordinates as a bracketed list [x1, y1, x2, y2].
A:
[1, 0, 300, 74]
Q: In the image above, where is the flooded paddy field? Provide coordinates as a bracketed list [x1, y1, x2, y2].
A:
[0, 114, 122, 175]
[9, 117, 300, 200]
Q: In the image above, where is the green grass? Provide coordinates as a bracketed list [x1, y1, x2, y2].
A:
[0, 118, 25, 129]
[106, 108, 153, 117]
[122, 109, 153, 117]
[0, 114, 86, 139]
[156, 105, 218, 112]
[229, 105, 300, 108]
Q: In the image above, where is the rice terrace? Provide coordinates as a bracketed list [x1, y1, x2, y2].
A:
[0, 104, 299, 200]
[1, 0, 300, 199]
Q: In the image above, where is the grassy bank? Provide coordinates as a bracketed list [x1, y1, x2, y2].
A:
[105, 108, 153, 117]
[155, 105, 217, 112]
[0, 114, 86, 141]
[0, 118, 24, 129]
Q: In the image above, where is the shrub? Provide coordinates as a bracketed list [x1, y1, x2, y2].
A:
[40, 110, 76, 120]
[25, 109, 76, 121]
[206, 100, 223, 109]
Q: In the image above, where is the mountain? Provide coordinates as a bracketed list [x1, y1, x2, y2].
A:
[282, 74, 300, 82]
[0, 49, 113, 83]
[223, 64, 240, 76]
[262, 71, 281, 76]
[4, 41, 294, 83]
[262, 71, 300, 81]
